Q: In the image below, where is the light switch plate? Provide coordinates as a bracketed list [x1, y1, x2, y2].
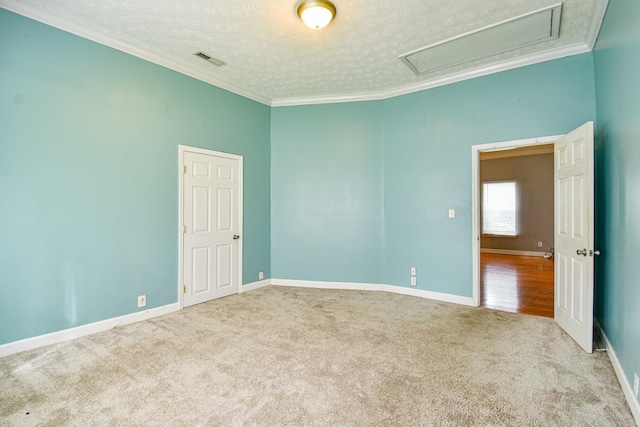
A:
[448, 209, 455, 218]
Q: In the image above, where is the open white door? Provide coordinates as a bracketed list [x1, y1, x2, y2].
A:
[554, 122, 595, 353]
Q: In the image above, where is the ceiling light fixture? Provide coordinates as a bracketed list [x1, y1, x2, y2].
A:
[297, 0, 337, 30]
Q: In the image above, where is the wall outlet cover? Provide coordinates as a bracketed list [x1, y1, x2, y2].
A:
[137, 295, 147, 308]
[410, 267, 417, 276]
[410, 277, 417, 286]
[259, 271, 264, 280]
[538, 241, 543, 247]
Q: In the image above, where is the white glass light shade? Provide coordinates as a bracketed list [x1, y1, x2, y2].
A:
[297, 1, 336, 30]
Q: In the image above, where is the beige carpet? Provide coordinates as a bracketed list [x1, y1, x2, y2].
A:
[0, 286, 634, 426]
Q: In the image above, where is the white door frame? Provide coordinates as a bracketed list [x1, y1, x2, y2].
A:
[471, 134, 561, 306]
[178, 144, 244, 309]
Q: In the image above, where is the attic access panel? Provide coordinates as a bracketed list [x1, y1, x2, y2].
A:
[400, 3, 562, 76]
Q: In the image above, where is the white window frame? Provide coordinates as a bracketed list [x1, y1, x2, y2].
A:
[482, 180, 518, 237]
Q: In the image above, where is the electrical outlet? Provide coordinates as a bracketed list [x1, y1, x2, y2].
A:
[137, 295, 146, 308]
[410, 267, 417, 276]
[410, 277, 417, 286]
[259, 271, 264, 280]
[538, 241, 543, 247]
[634, 373, 639, 397]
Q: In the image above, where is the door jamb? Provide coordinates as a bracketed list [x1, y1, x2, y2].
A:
[471, 135, 561, 307]
[178, 144, 244, 310]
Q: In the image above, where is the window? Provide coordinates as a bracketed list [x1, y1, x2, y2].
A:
[483, 181, 517, 236]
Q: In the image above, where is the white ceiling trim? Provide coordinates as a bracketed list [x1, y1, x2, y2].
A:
[271, 42, 592, 107]
[2, 0, 608, 108]
[586, 0, 609, 50]
[0, 0, 272, 106]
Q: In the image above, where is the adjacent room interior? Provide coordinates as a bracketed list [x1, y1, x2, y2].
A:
[1, 0, 639, 424]
[479, 145, 555, 317]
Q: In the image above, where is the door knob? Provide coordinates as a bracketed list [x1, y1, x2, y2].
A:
[590, 249, 601, 256]
[233, 235, 240, 240]
[576, 249, 588, 256]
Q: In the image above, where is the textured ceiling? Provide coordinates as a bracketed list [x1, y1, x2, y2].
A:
[1, 0, 607, 105]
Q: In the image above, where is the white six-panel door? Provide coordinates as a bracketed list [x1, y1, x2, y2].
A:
[182, 149, 240, 307]
[554, 122, 595, 353]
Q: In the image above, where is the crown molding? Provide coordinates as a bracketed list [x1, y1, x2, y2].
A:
[586, 0, 609, 50]
[0, 0, 272, 106]
[271, 42, 592, 107]
[2, 0, 608, 108]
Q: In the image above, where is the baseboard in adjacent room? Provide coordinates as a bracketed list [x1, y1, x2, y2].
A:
[481, 248, 547, 257]
[0, 303, 180, 358]
[595, 320, 640, 425]
[272, 279, 475, 307]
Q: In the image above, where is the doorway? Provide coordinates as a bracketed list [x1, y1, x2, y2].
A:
[478, 144, 555, 317]
[472, 122, 596, 353]
[471, 135, 560, 308]
[178, 145, 244, 308]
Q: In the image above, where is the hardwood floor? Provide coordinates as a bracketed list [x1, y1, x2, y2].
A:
[481, 252, 554, 318]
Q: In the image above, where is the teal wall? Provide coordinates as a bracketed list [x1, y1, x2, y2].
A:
[0, 10, 271, 344]
[271, 55, 596, 296]
[271, 102, 385, 283]
[383, 57, 595, 294]
[593, 0, 640, 407]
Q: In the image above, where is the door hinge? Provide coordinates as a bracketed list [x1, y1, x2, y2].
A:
[182, 284, 186, 294]
[182, 225, 186, 234]
[183, 165, 187, 174]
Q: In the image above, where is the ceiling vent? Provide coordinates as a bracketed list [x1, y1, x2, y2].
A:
[399, 3, 562, 76]
[193, 51, 226, 67]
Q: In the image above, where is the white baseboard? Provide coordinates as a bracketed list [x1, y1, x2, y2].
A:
[272, 279, 475, 307]
[240, 278, 272, 292]
[0, 303, 180, 358]
[481, 248, 547, 257]
[0, 279, 473, 359]
[274, 279, 386, 292]
[595, 319, 640, 425]
[382, 283, 475, 306]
